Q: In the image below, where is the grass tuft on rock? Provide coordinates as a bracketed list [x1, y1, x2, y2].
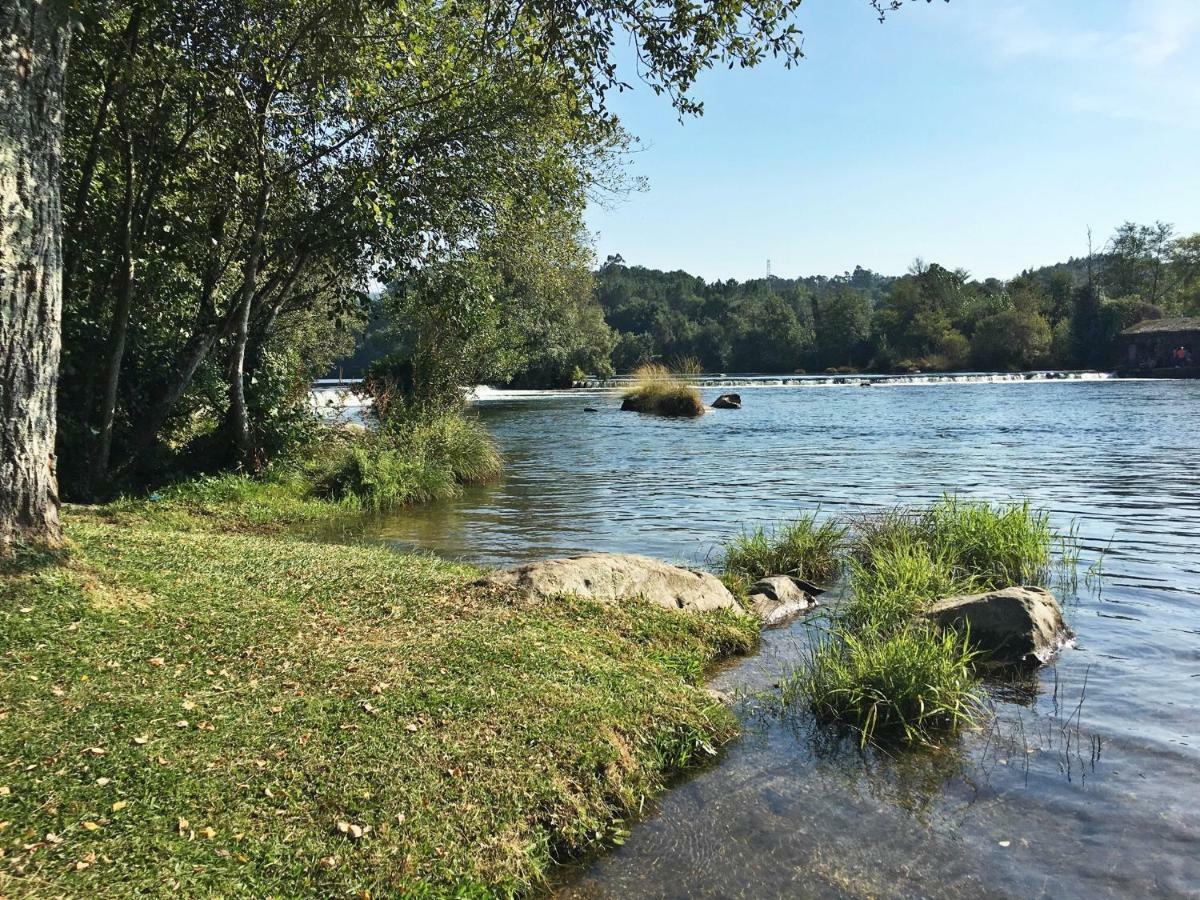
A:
[0, 502, 756, 896]
[620, 363, 705, 417]
[720, 513, 847, 586]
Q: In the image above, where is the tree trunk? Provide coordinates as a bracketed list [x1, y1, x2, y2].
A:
[66, 4, 141, 292]
[91, 136, 137, 489]
[117, 207, 232, 477]
[1, 1, 71, 554]
[226, 188, 268, 470]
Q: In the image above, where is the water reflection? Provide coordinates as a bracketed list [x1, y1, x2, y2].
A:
[351, 380, 1200, 898]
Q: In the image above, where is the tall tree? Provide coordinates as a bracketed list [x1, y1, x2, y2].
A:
[1, 0, 72, 553]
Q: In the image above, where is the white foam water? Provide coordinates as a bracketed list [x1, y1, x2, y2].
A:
[313, 371, 1117, 421]
[580, 370, 1115, 389]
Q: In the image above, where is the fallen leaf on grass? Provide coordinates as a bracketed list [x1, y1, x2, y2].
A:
[82, 821, 101, 832]
[175, 720, 189, 728]
[132, 735, 149, 746]
[336, 821, 370, 840]
[147, 657, 165, 668]
[111, 801, 127, 812]
[177, 817, 189, 834]
[95, 777, 111, 786]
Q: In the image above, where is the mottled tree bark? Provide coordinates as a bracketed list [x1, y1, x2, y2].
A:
[1, 0, 71, 554]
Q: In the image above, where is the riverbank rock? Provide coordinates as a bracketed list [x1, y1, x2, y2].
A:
[924, 586, 1071, 665]
[480, 553, 742, 613]
[712, 393, 742, 410]
[747, 575, 819, 626]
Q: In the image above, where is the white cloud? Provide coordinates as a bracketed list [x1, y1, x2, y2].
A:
[967, 0, 1200, 125]
[1124, 0, 1200, 66]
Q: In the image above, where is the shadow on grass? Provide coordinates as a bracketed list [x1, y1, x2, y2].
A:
[0, 542, 71, 577]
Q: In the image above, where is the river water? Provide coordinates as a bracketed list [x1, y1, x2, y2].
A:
[351, 376, 1200, 898]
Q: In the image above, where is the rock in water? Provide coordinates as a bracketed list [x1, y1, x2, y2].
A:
[924, 586, 1072, 665]
[747, 575, 819, 626]
[480, 553, 742, 613]
[712, 393, 742, 409]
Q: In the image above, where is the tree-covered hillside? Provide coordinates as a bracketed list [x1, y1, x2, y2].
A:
[592, 222, 1200, 375]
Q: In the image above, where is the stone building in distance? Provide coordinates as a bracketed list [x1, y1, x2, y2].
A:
[1118, 318, 1200, 377]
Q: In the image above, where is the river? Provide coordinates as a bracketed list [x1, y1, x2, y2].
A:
[339, 376, 1200, 898]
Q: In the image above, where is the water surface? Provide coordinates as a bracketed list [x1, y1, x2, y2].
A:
[359, 379, 1200, 898]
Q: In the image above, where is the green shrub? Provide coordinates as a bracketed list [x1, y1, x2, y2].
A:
[620, 363, 705, 417]
[389, 412, 502, 485]
[790, 623, 985, 748]
[309, 413, 500, 511]
[720, 513, 847, 584]
[312, 445, 457, 510]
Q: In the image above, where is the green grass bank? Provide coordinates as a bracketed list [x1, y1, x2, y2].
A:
[0, 498, 756, 897]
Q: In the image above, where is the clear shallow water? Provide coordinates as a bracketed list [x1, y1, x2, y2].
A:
[356, 380, 1200, 898]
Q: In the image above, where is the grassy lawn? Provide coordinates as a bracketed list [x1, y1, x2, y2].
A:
[0, 500, 756, 897]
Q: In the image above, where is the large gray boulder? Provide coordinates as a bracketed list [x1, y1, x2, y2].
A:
[747, 575, 819, 626]
[924, 586, 1072, 665]
[480, 553, 742, 614]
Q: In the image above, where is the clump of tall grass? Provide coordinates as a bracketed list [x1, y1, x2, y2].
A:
[786, 497, 1056, 748]
[720, 513, 847, 584]
[309, 412, 500, 511]
[790, 624, 986, 748]
[839, 542, 975, 636]
[620, 362, 705, 417]
[853, 497, 1053, 589]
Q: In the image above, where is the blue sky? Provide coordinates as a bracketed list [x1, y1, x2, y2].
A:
[584, 0, 1200, 281]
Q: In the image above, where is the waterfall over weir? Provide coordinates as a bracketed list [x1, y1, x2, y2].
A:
[313, 371, 1116, 420]
[575, 369, 1115, 390]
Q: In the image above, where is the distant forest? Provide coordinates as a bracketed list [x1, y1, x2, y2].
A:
[340, 221, 1200, 382]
